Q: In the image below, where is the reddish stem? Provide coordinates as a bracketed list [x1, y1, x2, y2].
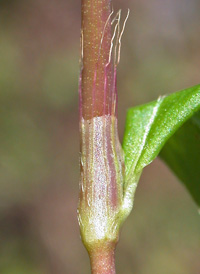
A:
[81, 0, 112, 119]
[89, 245, 116, 274]
[80, 1, 120, 273]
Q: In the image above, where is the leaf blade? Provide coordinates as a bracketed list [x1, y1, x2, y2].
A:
[160, 111, 200, 206]
[122, 84, 200, 205]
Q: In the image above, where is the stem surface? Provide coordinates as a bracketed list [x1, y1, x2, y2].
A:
[89, 245, 116, 274]
[81, 0, 112, 119]
[80, 1, 120, 273]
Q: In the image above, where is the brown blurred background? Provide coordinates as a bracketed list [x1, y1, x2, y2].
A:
[0, 0, 200, 273]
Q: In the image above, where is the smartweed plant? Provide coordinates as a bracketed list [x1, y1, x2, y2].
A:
[78, 0, 200, 273]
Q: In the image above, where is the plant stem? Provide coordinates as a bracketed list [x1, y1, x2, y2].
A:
[81, 0, 112, 119]
[79, 1, 123, 273]
[89, 245, 116, 274]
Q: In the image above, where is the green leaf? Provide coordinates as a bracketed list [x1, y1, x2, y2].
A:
[122, 84, 200, 207]
[160, 111, 200, 206]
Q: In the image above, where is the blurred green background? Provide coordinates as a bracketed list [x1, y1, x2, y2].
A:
[0, 0, 200, 273]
